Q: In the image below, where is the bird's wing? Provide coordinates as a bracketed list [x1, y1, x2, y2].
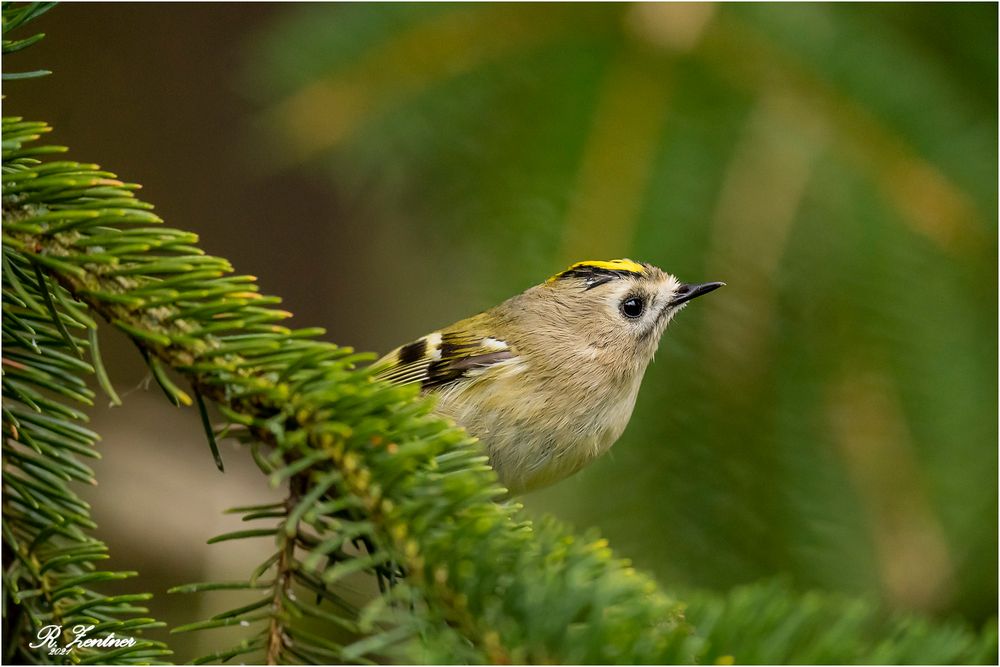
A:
[373, 329, 516, 391]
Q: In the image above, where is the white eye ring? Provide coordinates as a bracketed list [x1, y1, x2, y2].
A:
[620, 296, 645, 319]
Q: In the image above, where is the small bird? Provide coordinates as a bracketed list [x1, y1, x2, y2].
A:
[373, 259, 723, 495]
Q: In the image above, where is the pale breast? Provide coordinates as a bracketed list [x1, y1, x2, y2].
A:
[433, 359, 643, 494]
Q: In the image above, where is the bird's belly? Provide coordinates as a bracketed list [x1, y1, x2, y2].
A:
[435, 378, 639, 494]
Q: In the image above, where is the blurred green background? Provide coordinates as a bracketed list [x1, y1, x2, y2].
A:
[10, 2, 997, 659]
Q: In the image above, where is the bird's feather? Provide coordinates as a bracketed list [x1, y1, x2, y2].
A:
[373, 327, 516, 391]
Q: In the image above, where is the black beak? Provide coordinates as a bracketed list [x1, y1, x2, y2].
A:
[671, 281, 725, 306]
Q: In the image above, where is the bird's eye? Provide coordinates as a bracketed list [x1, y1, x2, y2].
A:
[620, 296, 645, 319]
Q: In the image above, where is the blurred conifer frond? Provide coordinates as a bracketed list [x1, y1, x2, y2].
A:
[684, 579, 997, 665]
[2, 3, 996, 665]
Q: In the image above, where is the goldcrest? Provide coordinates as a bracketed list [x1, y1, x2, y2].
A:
[374, 259, 723, 495]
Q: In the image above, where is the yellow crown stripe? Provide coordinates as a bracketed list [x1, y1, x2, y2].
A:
[547, 258, 646, 282]
[569, 259, 645, 274]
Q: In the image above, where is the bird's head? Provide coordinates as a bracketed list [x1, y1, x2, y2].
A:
[517, 259, 723, 372]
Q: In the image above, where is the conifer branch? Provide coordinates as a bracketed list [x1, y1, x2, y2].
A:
[265, 474, 305, 665]
[2, 247, 171, 664]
